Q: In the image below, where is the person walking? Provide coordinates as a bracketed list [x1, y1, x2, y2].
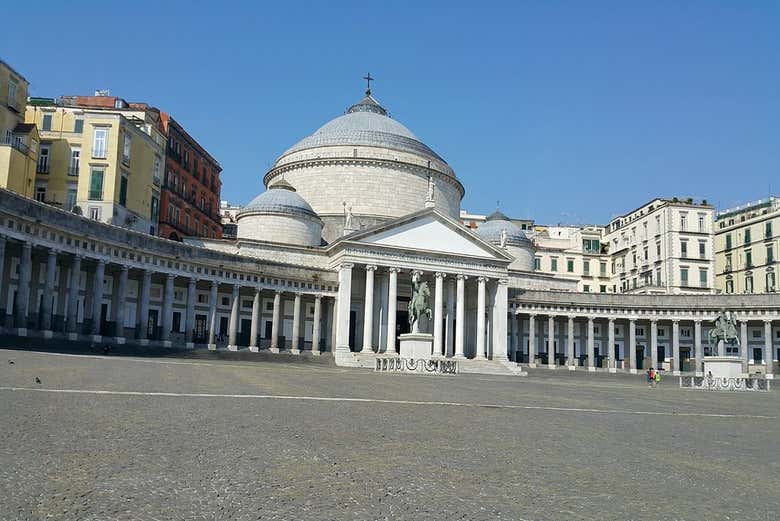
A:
[654, 369, 661, 388]
[647, 367, 654, 388]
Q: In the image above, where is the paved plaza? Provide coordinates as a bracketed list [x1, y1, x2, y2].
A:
[0, 347, 778, 521]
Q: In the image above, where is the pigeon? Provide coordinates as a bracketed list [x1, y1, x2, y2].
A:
[7, 360, 14, 365]
[34, 377, 41, 384]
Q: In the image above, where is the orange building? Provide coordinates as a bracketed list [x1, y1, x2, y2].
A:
[159, 113, 222, 241]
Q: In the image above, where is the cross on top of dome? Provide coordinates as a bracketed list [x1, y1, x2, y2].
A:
[347, 73, 388, 116]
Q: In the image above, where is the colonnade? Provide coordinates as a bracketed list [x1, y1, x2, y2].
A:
[334, 263, 509, 361]
[513, 311, 776, 377]
[1, 237, 334, 352]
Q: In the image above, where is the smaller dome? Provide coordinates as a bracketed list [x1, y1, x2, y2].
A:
[475, 211, 532, 246]
[239, 181, 320, 222]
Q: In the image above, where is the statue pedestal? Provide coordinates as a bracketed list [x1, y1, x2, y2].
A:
[704, 356, 744, 378]
[399, 333, 433, 360]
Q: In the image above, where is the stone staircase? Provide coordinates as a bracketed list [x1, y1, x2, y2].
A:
[334, 350, 526, 376]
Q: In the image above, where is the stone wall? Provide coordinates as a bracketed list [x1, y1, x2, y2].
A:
[236, 213, 321, 247]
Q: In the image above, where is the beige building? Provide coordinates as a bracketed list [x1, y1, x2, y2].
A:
[604, 198, 715, 294]
[715, 196, 778, 294]
[533, 225, 612, 292]
[0, 60, 37, 199]
[25, 96, 164, 234]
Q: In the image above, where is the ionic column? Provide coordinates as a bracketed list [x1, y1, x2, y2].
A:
[386, 268, 399, 354]
[185, 277, 196, 346]
[528, 313, 536, 367]
[207, 280, 218, 349]
[454, 274, 466, 358]
[433, 272, 445, 356]
[0, 238, 6, 315]
[14, 242, 32, 330]
[66, 255, 83, 336]
[739, 319, 748, 372]
[629, 318, 637, 374]
[765, 320, 774, 379]
[672, 319, 681, 375]
[475, 276, 487, 359]
[227, 283, 240, 350]
[312, 294, 322, 353]
[547, 315, 555, 368]
[515, 314, 523, 362]
[567, 316, 575, 370]
[89, 259, 105, 337]
[607, 318, 616, 373]
[137, 270, 151, 343]
[694, 319, 703, 376]
[270, 290, 282, 352]
[249, 287, 261, 352]
[445, 278, 455, 357]
[335, 263, 353, 352]
[587, 316, 595, 371]
[491, 279, 508, 361]
[115, 266, 128, 342]
[509, 306, 518, 361]
[361, 265, 376, 353]
[650, 319, 658, 370]
[41, 249, 58, 335]
[161, 273, 175, 344]
[291, 292, 302, 353]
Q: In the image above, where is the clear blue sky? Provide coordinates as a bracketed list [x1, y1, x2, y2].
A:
[3, 1, 778, 225]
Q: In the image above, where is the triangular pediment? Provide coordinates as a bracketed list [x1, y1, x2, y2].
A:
[337, 210, 510, 260]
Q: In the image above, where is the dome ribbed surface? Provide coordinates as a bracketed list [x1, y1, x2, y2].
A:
[239, 185, 320, 221]
[475, 213, 531, 246]
[280, 95, 448, 165]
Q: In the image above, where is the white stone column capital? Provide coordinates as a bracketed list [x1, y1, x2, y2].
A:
[119, 264, 129, 273]
[188, 276, 196, 285]
[434, 271, 446, 279]
[340, 262, 355, 270]
[364, 264, 377, 272]
[387, 267, 401, 274]
[763, 319, 773, 325]
[477, 275, 488, 283]
[456, 273, 468, 281]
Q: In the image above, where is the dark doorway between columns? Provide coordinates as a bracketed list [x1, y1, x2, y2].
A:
[240, 319, 251, 345]
[194, 315, 207, 342]
[147, 309, 159, 340]
[636, 346, 645, 370]
[349, 311, 356, 351]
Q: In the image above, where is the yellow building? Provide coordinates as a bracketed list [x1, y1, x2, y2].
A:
[0, 60, 37, 198]
[715, 197, 779, 294]
[25, 97, 164, 234]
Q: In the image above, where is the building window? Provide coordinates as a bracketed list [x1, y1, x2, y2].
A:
[599, 285, 606, 293]
[745, 227, 751, 244]
[698, 215, 705, 232]
[699, 241, 706, 259]
[89, 168, 104, 200]
[69, 147, 81, 176]
[725, 277, 734, 294]
[725, 234, 732, 250]
[599, 261, 606, 277]
[122, 133, 131, 165]
[37, 144, 50, 174]
[699, 268, 708, 288]
[680, 267, 689, 287]
[767, 245, 774, 264]
[150, 195, 159, 221]
[583, 260, 590, 276]
[680, 214, 687, 231]
[745, 275, 754, 293]
[766, 271, 776, 292]
[119, 175, 128, 206]
[153, 156, 161, 185]
[680, 240, 687, 259]
[643, 247, 648, 261]
[7, 79, 17, 107]
[655, 268, 661, 285]
[583, 285, 590, 292]
[35, 184, 46, 202]
[65, 184, 77, 212]
[567, 259, 574, 273]
[74, 119, 84, 134]
[551, 258, 558, 272]
[42, 114, 52, 131]
[745, 249, 752, 268]
[93, 128, 108, 159]
[89, 206, 101, 221]
[534, 258, 540, 270]
[766, 221, 773, 239]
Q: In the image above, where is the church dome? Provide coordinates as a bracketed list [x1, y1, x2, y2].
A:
[236, 180, 323, 246]
[475, 210, 531, 246]
[281, 94, 449, 167]
[240, 179, 319, 220]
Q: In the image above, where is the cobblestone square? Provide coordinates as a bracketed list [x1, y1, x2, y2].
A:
[1, 348, 778, 520]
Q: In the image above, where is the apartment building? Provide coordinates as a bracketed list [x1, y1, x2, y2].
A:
[604, 198, 716, 294]
[0, 60, 37, 198]
[533, 225, 612, 292]
[715, 196, 778, 294]
[25, 95, 164, 234]
[160, 113, 222, 240]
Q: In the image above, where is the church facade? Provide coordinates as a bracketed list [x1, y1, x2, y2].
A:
[0, 88, 777, 377]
